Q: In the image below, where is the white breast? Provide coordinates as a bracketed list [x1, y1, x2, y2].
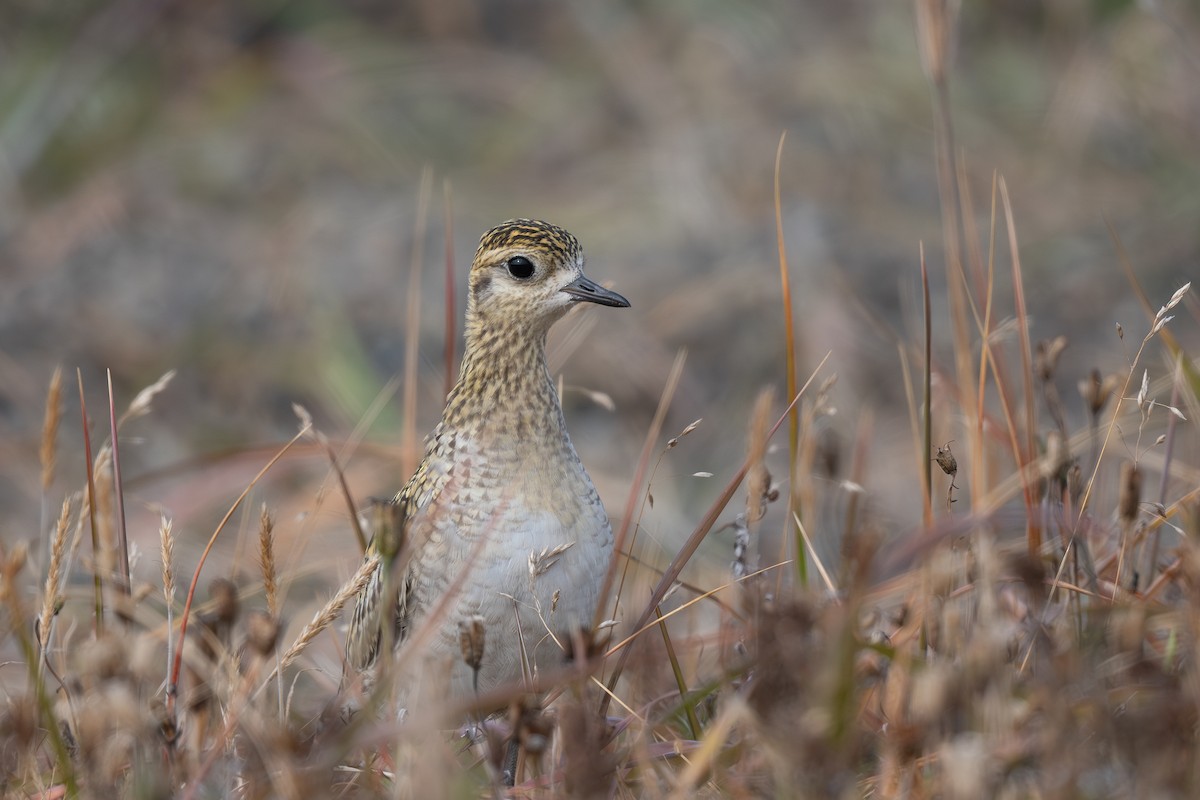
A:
[400, 447, 613, 701]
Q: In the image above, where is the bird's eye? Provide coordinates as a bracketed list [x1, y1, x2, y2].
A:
[506, 256, 535, 279]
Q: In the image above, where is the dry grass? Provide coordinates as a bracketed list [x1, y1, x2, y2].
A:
[4, 4, 1200, 799]
[4, 236, 1198, 799]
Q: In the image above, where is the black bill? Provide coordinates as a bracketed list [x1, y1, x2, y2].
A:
[562, 275, 630, 308]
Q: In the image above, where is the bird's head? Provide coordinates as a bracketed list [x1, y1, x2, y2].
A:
[466, 219, 629, 337]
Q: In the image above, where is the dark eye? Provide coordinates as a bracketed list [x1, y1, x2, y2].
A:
[506, 256, 535, 279]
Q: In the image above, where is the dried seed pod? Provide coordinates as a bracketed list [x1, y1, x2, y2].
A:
[458, 615, 486, 673]
[1118, 462, 1142, 526]
[1078, 369, 1115, 417]
[934, 442, 958, 477]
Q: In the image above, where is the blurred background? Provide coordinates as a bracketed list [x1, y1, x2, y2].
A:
[1, 1, 1198, 632]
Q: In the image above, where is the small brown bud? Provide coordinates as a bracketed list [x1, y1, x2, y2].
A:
[458, 615, 486, 672]
[1079, 369, 1109, 417]
[1118, 462, 1141, 525]
[934, 442, 958, 476]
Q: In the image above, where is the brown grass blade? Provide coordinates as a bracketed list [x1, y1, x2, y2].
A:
[773, 131, 806, 585]
[106, 369, 132, 600]
[998, 176, 1040, 554]
[76, 368, 103, 635]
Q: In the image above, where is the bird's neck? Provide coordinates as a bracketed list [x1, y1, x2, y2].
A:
[441, 317, 563, 436]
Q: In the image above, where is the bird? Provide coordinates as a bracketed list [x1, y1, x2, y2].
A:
[347, 218, 629, 705]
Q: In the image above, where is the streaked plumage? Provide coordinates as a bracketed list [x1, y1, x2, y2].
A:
[347, 219, 628, 700]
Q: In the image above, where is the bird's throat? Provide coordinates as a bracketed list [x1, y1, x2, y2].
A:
[442, 327, 563, 442]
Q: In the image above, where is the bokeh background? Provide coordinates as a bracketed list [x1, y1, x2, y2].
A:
[2, 1, 1198, 640]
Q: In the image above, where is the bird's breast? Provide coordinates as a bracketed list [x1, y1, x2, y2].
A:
[420, 421, 604, 524]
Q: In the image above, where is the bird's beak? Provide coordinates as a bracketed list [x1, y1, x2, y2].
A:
[562, 275, 630, 308]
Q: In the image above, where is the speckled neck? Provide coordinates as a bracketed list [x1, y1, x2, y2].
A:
[441, 314, 566, 445]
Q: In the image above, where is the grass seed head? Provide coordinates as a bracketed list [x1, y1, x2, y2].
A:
[457, 615, 486, 672]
